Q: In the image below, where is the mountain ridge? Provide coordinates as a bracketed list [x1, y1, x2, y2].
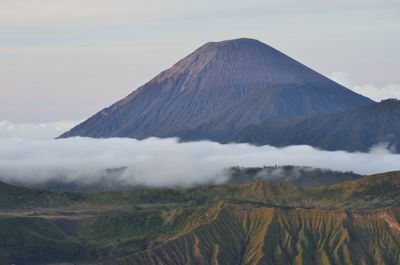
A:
[236, 99, 400, 152]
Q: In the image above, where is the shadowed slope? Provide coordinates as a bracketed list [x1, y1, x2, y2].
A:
[237, 99, 400, 152]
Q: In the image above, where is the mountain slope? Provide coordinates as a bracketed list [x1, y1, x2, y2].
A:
[237, 99, 400, 152]
[122, 206, 400, 265]
[116, 171, 400, 265]
[59, 38, 373, 140]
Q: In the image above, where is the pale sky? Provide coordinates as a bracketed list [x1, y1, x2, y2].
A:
[1, 0, 399, 122]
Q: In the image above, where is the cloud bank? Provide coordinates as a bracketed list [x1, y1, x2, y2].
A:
[0, 137, 399, 189]
[329, 72, 400, 101]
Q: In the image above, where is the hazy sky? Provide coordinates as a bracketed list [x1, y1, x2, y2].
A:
[1, 0, 399, 122]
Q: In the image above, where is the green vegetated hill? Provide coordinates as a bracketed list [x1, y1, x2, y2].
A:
[226, 166, 362, 187]
[0, 171, 400, 264]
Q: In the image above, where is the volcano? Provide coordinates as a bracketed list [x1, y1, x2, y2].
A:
[59, 38, 373, 141]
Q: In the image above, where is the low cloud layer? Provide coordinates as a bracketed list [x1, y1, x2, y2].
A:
[329, 72, 400, 101]
[0, 137, 399, 189]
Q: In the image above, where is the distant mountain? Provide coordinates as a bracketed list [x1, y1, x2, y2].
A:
[59, 38, 373, 140]
[237, 99, 400, 152]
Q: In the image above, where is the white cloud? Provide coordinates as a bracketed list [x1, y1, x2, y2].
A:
[328, 72, 400, 101]
[0, 120, 79, 140]
[352, 83, 400, 102]
[0, 137, 399, 188]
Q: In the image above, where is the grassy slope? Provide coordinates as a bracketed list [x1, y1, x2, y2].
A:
[0, 171, 399, 264]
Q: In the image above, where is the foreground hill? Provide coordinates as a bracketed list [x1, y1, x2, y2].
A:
[237, 99, 400, 152]
[59, 38, 372, 140]
[0, 171, 400, 264]
[125, 206, 400, 265]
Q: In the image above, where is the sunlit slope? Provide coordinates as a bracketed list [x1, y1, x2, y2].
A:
[123, 206, 400, 265]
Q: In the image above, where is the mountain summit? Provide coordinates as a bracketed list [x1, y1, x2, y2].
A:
[59, 38, 373, 140]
